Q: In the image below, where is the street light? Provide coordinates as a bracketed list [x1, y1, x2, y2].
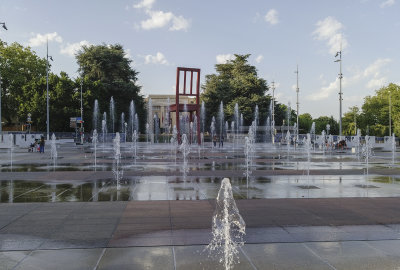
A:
[0, 22, 7, 134]
[271, 81, 276, 144]
[389, 90, 392, 136]
[80, 77, 84, 144]
[295, 65, 299, 141]
[46, 39, 53, 141]
[335, 46, 343, 136]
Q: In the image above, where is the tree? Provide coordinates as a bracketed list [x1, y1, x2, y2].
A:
[298, 113, 313, 133]
[314, 116, 338, 135]
[76, 44, 145, 132]
[201, 54, 273, 129]
[342, 106, 360, 136]
[0, 40, 47, 126]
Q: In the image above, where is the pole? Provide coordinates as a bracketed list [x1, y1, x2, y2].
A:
[389, 91, 391, 136]
[295, 65, 299, 140]
[80, 78, 83, 144]
[271, 81, 275, 144]
[339, 53, 342, 136]
[46, 39, 50, 140]
[0, 68, 2, 134]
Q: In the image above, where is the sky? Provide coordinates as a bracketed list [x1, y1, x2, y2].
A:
[0, 0, 399, 119]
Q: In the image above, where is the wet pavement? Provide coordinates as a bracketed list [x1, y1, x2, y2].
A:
[1, 141, 400, 269]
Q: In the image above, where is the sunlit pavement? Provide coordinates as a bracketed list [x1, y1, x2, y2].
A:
[1, 141, 400, 269]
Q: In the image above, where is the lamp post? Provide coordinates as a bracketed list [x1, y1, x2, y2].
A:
[295, 65, 299, 140]
[389, 90, 392, 136]
[271, 81, 275, 144]
[335, 46, 343, 136]
[46, 39, 53, 141]
[0, 22, 7, 134]
[80, 77, 84, 144]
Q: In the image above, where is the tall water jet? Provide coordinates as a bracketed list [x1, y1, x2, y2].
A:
[362, 135, 373, 177]
[211, 117, 216, 147]
[109, 96, 115, 133]
[120, 112, 125, 133]
[93, 99, 100, 132]
[8, 134, 13, 171]
[285, 130, 291, 156]
[326, 124, 330, 135]
[353, 129, 361, 159]
[304, 133, 312, 187]
[92, 130, 98, 170]
[286, 102, 291, 132]
[218, 102, 225, 145]
[171, 125, 178, 162]
[206, 178, 246, 270]
[240, 114, 244, 134]
[310, 122, 315, 150]
[154, 114, 160, 143]
[179, 134, 190, 181]
[392, 133, 396, 166]
[234, 103, 239, 147]
[201, 101, 206, 134]
[244, 137, 252, 188]
[113, 132, 123, 190]
[128, 100, 136, 141]
[132, 130, 138, 161]
[147, 98, 154, 143]
[254, 105, 259, 132]
[102, 112, 107, 143]
[165, 98, 171, 143]
[134, 113, 139, 136]
[50, 133, 57, 170]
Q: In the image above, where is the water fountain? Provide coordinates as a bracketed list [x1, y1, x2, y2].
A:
[128, 100, 136, 141]
[110, 96, 115, 133]
[154, 114, 160, 143]
[304, 133, 312, 188]
[179, 134, 190, 181]
[206, 178, 246, 270]
[92, 130, 98, 170]
[120, 112, 125, 133]
[201, 101, 206, 134]
[50, 133, 57, 169]
[362, 135, 373, 177]
[244, 137, 252, 188]
[234, 103, 239, 147]
[93, 99, 100, 132]
[254, 105, 259, 134]
[310, 122, 316, 150]
[132, 130, 138, 161]
[353, 129, 361, 159]
[171, 125, 178, 162]
[147, 98, 154, 143]
[113, 132, 123, 190]
[392, 133, 396, 166]
[285, 130, 291, 157]
[211, 117, 216, 148]
[8, 134, 13, 170]
[218, 102, 225, 145]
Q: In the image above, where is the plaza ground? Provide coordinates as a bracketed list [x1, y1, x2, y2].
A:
[1, 141, 400, 269]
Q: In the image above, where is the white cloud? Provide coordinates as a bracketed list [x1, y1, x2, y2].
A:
[28, 32, 63, 47]
[144, 52, 169, 65]
[255, 55, 264, 63]
[139, 10, 190, 31]
[380, 0, 395, 8]
[366, 77, 387, 89]
[308, 78, 339, 101]
[133, 0, 190, 31]
[141, 10, 173, 30]
[313, 16, 348, 55]
[60, 40, 91, 57]
[264, 9, 279, 25]
[308, 57, 392, 101]
[216, 54, 235, 64]
[134, 0, 155, 10]
[170, 15, 190, 31]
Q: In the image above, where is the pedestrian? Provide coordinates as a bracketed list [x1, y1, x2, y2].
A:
[213, 135, 217, 147]
[219, 135, 224, 148]
[39, 136, 45, 153]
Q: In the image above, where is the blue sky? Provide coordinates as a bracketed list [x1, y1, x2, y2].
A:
[0, 0, 399, 118]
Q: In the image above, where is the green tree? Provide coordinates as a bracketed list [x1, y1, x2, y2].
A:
[342, 106, 360, 136]
[0, 40, 47, 126]
[201, 54, 273, 129]
[298, 113, 313, 133]
[76, 44, 145, 132]
[314, 116, 338, 135]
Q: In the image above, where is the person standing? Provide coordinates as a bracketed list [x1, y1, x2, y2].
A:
[39, 136, 45, 153]
[219, 135, 224, 148]
[213, 135, 217, 148]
